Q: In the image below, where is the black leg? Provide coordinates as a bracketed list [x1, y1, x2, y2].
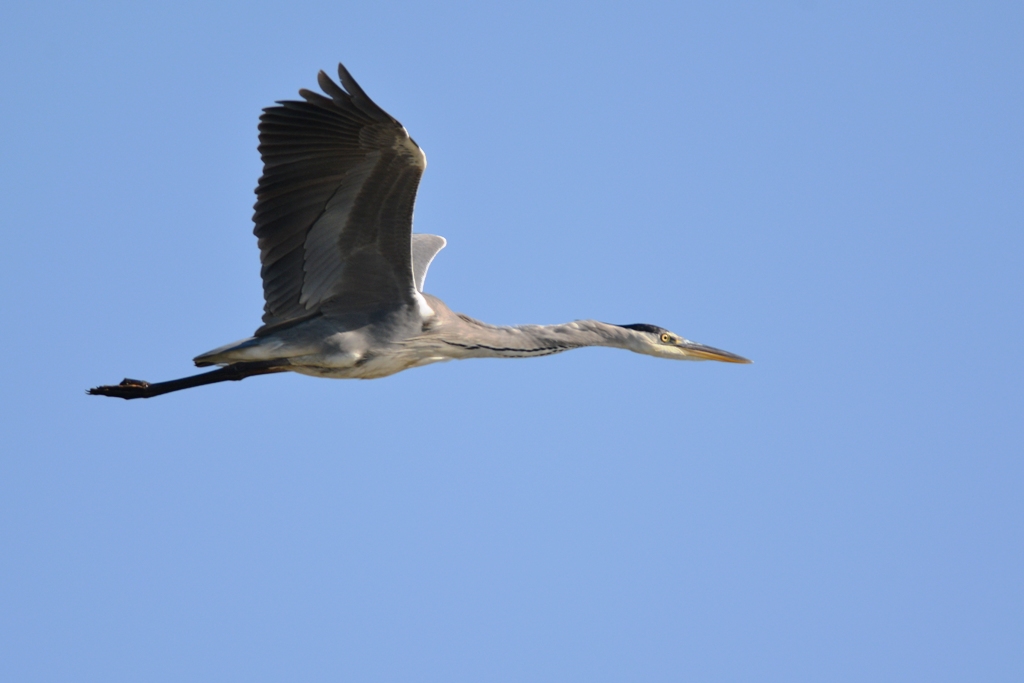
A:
[88, 361, 287, 400]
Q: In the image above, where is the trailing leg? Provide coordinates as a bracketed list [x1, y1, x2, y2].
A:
[88, 361, 287, 400]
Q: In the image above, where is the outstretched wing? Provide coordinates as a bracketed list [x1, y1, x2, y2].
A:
[253, 64, 426, 333]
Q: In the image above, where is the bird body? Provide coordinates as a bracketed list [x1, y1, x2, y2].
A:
[90, 64, 748, 400]
[190, 295, 721, 380]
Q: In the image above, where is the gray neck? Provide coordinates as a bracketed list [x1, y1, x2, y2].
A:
[434, 317, 640, 359]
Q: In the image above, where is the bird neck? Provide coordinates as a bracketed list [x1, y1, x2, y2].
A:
[436, 318, 639, 359]
[524, 319, 638, 351]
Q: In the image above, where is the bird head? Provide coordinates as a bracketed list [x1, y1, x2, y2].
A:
[616, 323, 751, 363]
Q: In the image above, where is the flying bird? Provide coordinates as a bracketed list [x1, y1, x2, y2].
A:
[90, 64, 749, 400]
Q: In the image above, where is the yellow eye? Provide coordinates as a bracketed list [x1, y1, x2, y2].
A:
[660, 333, 672, 343]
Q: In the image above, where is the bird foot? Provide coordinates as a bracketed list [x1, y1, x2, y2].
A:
[88, 378, 152, 399]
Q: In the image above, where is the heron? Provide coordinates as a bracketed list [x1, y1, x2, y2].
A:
[89, 64, 749, 400]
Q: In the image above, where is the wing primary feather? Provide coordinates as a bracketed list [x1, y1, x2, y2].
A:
[335, 63, 393, 123]
[316, 71, 351, 105]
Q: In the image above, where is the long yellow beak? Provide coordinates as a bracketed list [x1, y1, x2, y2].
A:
[679, 341, 752, 364]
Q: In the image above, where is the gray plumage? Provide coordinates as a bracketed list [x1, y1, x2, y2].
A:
[90, 64, 748, 400]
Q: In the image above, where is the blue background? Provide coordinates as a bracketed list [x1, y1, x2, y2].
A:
[2, 2, 1021, 681]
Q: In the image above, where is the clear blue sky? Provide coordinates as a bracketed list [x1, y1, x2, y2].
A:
[1, 1, 1021, 681]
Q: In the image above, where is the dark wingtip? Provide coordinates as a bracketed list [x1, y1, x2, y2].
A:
[336, 62, 359, 94]
[317, 70, 347, 102]
[333, 62, 393, 123]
